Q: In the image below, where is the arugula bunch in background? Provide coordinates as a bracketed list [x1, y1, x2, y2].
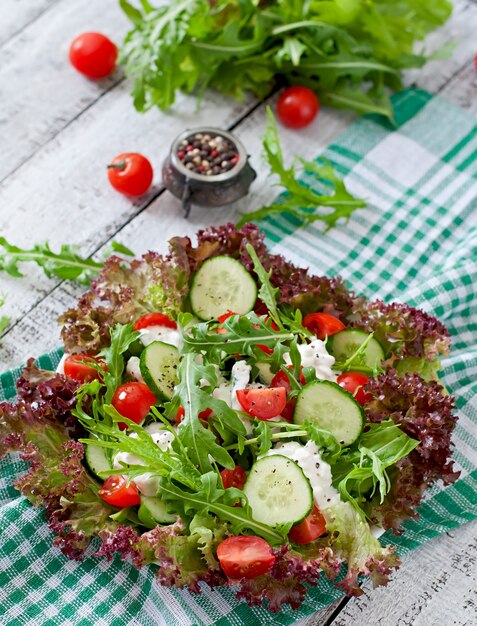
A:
[119, 0, 452, 119]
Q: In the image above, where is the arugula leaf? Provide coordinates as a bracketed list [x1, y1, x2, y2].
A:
[160, 474, 287, 545]
[99, 324, 139, 403]
[174, 353, 246, 472]
[180, 311, 293, 363]
[237, 108, 365, 228]
[0, 237, 134, 286]
[332, 420, 420, 515]
[245, 243, 283, 330]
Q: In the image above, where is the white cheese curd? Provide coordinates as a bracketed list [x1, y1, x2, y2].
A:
[230, 360, 252, 411]
[112, 423, 173, 496]
[139, 325, 183, 350]
[261, 441, 341, 517]
[284, 338, 337, 382]
[126, 356, 144, 383]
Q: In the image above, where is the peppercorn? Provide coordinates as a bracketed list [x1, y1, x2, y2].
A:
[176, 131, 239, 176]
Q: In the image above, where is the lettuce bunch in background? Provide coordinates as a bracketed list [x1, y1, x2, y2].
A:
[119, 0, 452, 119]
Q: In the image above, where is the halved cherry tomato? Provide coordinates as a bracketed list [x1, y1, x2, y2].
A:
[256, 316, 278, 354]
[134, 312, 177, 331]
[112, 382, 156, 430]
[217, 311, 237, 334]
[236, 387, 287, 420]
[217, 536, 275, 579]
[302, 312, 345, 340]
[69, 32, 117, 79]
[217, 311, 237, 324]
[270, 366, 306, 421]
[98, 475, 141, 507]
[63, 354, 107, 383]
[175, 406, 213, 424]
[220, 466, 247, 490]
[288, 505, 327, 545]
[337, 372, 372, 406]
[107, 153, 153, 196]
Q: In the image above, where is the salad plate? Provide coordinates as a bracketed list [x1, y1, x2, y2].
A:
[0, 223, 459, 612]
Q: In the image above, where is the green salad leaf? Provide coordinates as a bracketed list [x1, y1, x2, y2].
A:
[119, 0, 451, 117]
[0, 236, 134, 286]
[237, 108, 365, 228]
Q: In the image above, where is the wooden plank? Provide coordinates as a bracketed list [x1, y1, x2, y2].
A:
[0, 0, 129, 182]
[0, 0, 60, 47]
[327, 521, 477, 626]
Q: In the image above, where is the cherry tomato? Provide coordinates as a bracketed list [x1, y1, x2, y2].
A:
[276, 86, 320, 129]
[217, 311, 237, 324]
[236, 387, 287, 420]
[107, 153, 153, 196]
[217, 536, 275, 579]
[98, 475, 141, 508]
[175, 406, 213, 424]
[217, 311, 237, 334]
[337, 372, 372, 406]
[302, 312, 345, 340]
[134, 312, 177, 331]
[270, 366, 306, 421]
[69, 32, 117, 79]
[112, 382, 156, 430]
[63, 354, 107, 383]
[256, 316, 278, 354]
[288, 506, 327, 545]
[220, 466, 247, 490]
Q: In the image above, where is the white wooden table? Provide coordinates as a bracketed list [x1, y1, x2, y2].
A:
[1, 1, 476, 624]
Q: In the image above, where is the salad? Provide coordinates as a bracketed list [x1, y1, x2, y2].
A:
[0, 224, 459, 611]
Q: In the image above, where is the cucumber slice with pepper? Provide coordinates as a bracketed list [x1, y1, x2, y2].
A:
[294, 380, 364, 446]
[190, 256, 257, 321]
[244, 455, 313, 527]
[138, 495, 176, 527]
[140, 341, 179, 400]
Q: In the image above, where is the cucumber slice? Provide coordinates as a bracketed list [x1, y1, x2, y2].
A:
[330, 329, 384, 369]
[190, 256, 257, 321]
[294, 380, 364, 446]
[140, 341, 179, 400]
[244, 455, 313, 526]
[85, 444, 111, 480]
[138, 495, 176, 528]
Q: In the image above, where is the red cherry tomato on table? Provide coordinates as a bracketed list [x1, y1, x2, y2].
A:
[69, 32, 117, 79]
[217, 536, 275, 579]
[63, 354, 107, 383]
[288, 505, 327, 545]
[107, 153, 153, 196]
[220, 466, 247, 490]
[276, 86, 320, 129]
[302, 312, 345, 340]
[112, 382, 156, 430]
[270, 366, 306, 421]
[134, 312, 177, 331]
[236, 387, 287, 420]
[337, 372, 372, 406]
[98, 475, 141, 508]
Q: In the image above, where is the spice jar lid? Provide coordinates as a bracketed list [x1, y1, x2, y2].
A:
[170, 127, 248, 183]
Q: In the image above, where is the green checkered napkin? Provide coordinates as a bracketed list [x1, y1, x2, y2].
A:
[1, 88, 476, 626]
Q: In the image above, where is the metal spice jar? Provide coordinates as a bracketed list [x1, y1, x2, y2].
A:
[162, 127, 256, 217]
